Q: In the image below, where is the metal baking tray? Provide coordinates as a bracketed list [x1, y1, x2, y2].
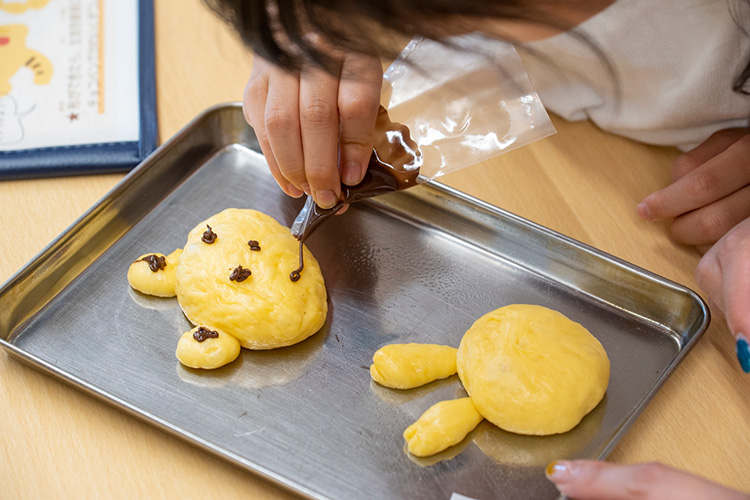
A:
[0, 104, 709, 500]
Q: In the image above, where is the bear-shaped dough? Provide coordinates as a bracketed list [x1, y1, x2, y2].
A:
[457, 304, 610, 435]
[175, 208, 328, 350]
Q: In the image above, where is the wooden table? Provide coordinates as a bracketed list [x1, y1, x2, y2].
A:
[2, 1, 748, 498]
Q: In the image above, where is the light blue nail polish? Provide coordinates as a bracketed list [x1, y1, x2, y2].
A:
[736, 335, 750, 373]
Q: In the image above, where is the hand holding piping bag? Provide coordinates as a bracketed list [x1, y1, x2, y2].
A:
[243, 54, 383, 208]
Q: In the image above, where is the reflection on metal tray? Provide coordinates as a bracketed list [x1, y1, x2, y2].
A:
[0, 104, 709, 500]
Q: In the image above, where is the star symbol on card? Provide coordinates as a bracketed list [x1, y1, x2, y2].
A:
[68, 113, 79, 122]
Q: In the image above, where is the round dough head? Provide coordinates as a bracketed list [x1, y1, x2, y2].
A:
[175, 209, 328, 349]
[457, 304, 609, 435]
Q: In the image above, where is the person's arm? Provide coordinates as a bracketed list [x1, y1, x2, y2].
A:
[243, 54, 383, 209]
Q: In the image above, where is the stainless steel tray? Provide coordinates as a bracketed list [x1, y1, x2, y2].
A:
[0, 104, 709, 500]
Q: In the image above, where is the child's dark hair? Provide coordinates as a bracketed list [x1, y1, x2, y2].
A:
[203, 0, 750, 95]
[201, 0, 573, 70]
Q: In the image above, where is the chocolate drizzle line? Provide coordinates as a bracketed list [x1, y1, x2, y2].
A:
[289, 240, 304, 282]
[137, 254, 167, 272]
[193, 326, 219, 342]
[202, 225, 217, 244]
[229, 265, 252, 282]
[247, 240, 261, 251]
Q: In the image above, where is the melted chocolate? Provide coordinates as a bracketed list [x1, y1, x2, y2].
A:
[137, 254, 167, 272]
[202, 225, 217, 244]
[193, 326, 219, 342]
[342, 106, 421, 202]
[229, 265, 252, 282]
[289, 240, 304, 282]
[291, 106, 421, 242]
[247, 240, 261, 251]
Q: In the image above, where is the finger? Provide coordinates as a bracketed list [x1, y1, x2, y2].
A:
[299, 65, 343, 208]
[546, 460, 749, 500]
[639, 134, 750, 220]
[670, 185, 750, 245]
[695, 245, 725, 314]
[243, 70, 303, 198]
[338, 54, 382, 186]
[672, 128, 750, 181]
[712, 219, 750, 373]
[264, 67, 310, 196]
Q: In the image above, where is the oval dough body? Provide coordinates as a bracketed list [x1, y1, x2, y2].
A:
[370, 343, 457, 389]
[175, 209, 328, 349]
[403, 397, 483, 457]
[457, 304, 610, 435]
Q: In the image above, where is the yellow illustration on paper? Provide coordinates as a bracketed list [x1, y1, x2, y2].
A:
[0, 0, 139, 149]
[0, 24, 53, 95]
[0, 0, 51, 15]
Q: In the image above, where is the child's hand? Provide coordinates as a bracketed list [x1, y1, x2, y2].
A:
[546, 460, 750, 500]
[637, 128, 750, 251]
[243, 55, 383, 208]
[695, 216, 750, 371]
[636, 128, 750, 369]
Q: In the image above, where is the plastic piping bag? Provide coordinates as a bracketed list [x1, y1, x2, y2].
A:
[292, 34, 555, 241]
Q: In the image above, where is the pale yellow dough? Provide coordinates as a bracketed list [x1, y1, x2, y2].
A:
[176, 326, 241, 369]
[457, 304, 610, 435]
[370, 343, 457, 389]
[127, 249, 182, 297]
[175, 209, 328, 349]
[403, 397, 483, 457]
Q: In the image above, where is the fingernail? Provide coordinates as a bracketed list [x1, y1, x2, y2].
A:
[545, 460, 575, 483]
[636, 201, 653, 220]
[315, 190, 338, 209]
[301, 183, 311, 196]
[286, 184, 304, 198]
[736, 333, 750, 373]
[342, 161, 363, 185]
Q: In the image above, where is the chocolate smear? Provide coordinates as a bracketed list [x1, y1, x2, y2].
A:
[137, 254, 167, 272]
[229, 265, 252, 282]
[202, 225, 217, 244]
[193, 326, 219, 342]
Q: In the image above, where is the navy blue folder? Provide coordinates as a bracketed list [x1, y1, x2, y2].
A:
[0, 0, 157, 179]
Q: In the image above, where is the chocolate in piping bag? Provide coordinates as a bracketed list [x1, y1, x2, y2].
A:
[290, 106, 422, 242]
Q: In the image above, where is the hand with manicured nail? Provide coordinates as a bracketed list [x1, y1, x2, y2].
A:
[695, 217, 750, 373]
[636, 128, 750, 372]
[546, 460, 749, 500]
[243, 54, 383, 209]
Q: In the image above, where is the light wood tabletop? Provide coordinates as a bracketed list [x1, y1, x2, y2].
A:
[1, 1, 749, 499]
